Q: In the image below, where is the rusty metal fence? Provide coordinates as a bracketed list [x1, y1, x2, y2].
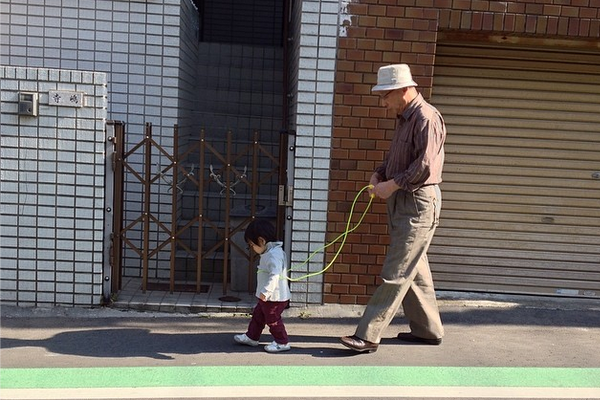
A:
[109, 123, 285, 297]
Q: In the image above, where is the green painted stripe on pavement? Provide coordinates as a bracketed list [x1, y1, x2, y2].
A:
[1, 366, 600, 389]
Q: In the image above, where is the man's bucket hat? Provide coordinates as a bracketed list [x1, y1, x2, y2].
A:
[372, 64, 418, 92]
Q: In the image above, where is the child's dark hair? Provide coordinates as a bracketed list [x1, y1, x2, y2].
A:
[244, 218, 278, 244]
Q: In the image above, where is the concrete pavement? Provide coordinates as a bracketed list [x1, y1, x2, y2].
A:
[1, 292, 600, 399]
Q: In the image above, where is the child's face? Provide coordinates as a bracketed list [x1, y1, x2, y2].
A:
[247, 237, 266, 255]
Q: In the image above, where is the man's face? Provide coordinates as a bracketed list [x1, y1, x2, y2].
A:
[379, 87, 408, 114]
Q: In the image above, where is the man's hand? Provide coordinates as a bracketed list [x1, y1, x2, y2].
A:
[373, 180, 399, 199]
[368, 173, 382, 198]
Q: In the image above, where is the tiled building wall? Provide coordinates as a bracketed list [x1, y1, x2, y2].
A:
[287, 0, 341, 304]
[0, 0, 201, 282]
[0, 0, 197, 141]
[0, 66, 108, 306]
[285, 0, 301, 299]
[0, 0, 201, 299]
[326, 0, 600, 304]
[177, 0, 201, 142]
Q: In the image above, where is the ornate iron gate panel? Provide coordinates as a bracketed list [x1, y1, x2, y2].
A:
[110, 124, 285, 298]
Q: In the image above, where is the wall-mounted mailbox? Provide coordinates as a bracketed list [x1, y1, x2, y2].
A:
[19, 92, 39, 116]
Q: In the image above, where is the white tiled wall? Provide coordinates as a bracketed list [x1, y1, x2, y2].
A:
[287, 0, 339, 304]
[0, 0, 197, 140]
[0, 0, 200, 303]
[0, 66, 108, 306]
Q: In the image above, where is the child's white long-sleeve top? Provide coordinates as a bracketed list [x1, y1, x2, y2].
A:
[256, 241, 291, 302]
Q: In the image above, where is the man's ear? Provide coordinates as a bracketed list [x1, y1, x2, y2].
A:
[258, 237, 267, 246]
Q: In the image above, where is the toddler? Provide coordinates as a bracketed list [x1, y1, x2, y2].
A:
[234, 218, 291, 353]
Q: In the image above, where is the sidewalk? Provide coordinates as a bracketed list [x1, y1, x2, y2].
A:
[2, 291, 599, 367]
[1, 292, 600, 399]
[4, 288, 599, 318]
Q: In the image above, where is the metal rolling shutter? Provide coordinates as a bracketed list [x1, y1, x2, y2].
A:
[429, 42, 600, 298]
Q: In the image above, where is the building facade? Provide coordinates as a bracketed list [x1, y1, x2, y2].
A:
[327, 0, 600, 303]
[1, 0, 599, 307]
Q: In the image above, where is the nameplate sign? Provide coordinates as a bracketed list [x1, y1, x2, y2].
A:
[48, 91, 85, 107]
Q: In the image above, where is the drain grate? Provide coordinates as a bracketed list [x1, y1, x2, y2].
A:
[144, 282, 210, 293]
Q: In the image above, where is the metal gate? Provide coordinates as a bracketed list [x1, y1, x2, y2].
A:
[107, 123, 289, 299]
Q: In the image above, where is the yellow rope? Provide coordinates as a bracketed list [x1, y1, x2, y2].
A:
[287, 184, 374, 281]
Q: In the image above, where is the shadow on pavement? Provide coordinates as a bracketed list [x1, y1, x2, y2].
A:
[0, 329, 362, 359]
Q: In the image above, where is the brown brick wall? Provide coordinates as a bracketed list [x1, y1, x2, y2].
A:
[326, 0, 600, 304]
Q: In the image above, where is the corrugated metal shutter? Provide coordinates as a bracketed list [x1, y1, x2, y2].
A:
[429, 42, 600, 298]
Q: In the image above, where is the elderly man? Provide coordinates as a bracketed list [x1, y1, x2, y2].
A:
[340, 64, 447, 353]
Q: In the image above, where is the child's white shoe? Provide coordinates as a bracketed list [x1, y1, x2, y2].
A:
[264, 341, 291, 353]
[234, 333, 259, 347]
